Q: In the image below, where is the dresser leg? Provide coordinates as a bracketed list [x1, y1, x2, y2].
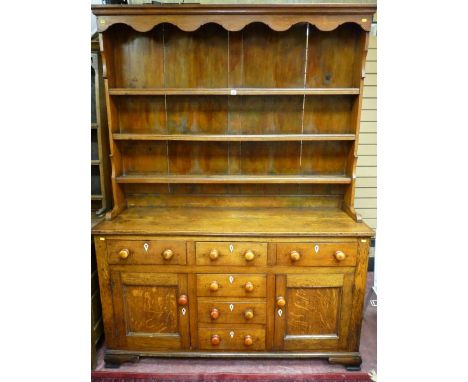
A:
[104, 353, 139, 368]
[328, 354, 362, 371]
[345, 365, 362, 371]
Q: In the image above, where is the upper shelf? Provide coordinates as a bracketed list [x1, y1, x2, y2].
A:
[92, 4, 376, 33]
[108, 88, 360, 96]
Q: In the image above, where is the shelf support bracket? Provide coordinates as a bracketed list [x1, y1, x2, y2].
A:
[342, 203, 362, 223]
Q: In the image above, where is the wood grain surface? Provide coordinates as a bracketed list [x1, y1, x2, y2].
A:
[92, 3, 375, 367]
[93, 207, 374, 237]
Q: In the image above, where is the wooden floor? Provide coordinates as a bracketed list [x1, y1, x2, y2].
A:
[93, 207, 374, 237]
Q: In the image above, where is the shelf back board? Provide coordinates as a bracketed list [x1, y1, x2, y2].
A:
[92, 4, 375, 219]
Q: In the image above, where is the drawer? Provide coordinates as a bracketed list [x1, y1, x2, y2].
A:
[197, 274, 266, 298]
[277, 242, 357, 267]
[196, 242, 267, 266]
[197, 298, 266, 324]
[107, 240, 186, 265]
[198, 327, 265, 351]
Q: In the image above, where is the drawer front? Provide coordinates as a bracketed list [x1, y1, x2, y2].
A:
[107, 240, 186, 265]
[277, 242, 357, 267]
[197, 274, 266, 297]
[198, 327, 266, 351]
[195, 242, 267, 266]
[197, 298, 266, 324]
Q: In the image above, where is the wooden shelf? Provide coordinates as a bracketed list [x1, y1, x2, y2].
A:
[91, 160, 100, 165]
[116, 174, 352, 185]
[91, 194, 103, 200]
[113, 133, 356, 142]
[108, 88, 360, 96]
[93, 206, 374, 237]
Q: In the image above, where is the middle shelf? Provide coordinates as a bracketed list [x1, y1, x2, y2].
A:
[116, 174, 352, 184]
[112, 133, 356, 142]
[108, 88, 360, 96]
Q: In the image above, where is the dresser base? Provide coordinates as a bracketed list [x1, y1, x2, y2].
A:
[104, 349, 362, 371]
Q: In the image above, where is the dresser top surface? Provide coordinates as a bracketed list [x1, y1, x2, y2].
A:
[92, 207, 374, 237]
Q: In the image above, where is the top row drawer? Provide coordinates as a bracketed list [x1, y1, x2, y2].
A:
[107, 240, 186, 265]
[106, 240, 357, 267]
[196, 242, 267, 266]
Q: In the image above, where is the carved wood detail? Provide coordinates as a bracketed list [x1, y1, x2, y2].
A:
[93, 5, 375, 33]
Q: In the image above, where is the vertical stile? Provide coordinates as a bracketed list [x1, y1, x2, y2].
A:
[299, 23, 310, 192]
[343, 31, 370, 222]
[100, 32, 126, 219]
[162, 24, 171, 194]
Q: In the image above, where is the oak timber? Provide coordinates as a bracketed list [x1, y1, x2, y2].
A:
[91, 3, 376, 370]
[93, 207, 373, 237]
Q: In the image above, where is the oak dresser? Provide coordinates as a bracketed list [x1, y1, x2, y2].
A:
[91, 3, 376, 371]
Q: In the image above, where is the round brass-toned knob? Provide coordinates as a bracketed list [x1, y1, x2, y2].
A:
[245, 281, 254, 292]
[210, 308, 220, 320]
[290, 250, 301, 262]
[244, 335, 253, 347]
[244, 309, 254, 320]
[209, 281, 219, 292]
[178, 294, 188, 306]
[209, 249, 219, 261]
[334, 250, 346, 261]
[119, 249, 130, 259]
[244, 250, 255, 262]
[161, 249, 174, 260]
[277, 296, 286, 307]
[211, 334, 220, 346]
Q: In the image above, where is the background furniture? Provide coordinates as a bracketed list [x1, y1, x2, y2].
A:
[91, 236, 104, 370]
[92, 3, 376, 371]
[91, 34, 112, 216]
[91, 34, 110, 369]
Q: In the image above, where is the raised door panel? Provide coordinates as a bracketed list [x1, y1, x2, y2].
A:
[274, 272, 353, 351]
[110, 272, 190, 350]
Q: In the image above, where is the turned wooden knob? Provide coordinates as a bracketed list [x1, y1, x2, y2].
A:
[209, 249, 219, 261]
[161, 249, 174, 260]
[178, 294, 188, 306]
[244, 249, 255, 261]
[211, 334, 220, 346]
[290, 250, 301, 262]
[334, 250, 346, 261]
[119, 249, 130, 259]
[244, 335, 253, 347]
[244, 281, 254, 292]
[277, 296, 286, 307]
[209, 281, 219, 292]
[210, 308, 219, 320]
[244, 308, 254, 320]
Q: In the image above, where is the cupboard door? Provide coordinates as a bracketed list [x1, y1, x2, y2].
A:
[110, 272, 190, 350]
[274, 273, 353, 351]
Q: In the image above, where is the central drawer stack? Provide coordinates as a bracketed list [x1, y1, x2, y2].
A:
[195, 242, 268, 351]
